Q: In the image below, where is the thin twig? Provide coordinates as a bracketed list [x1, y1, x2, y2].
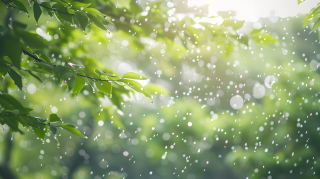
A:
[76, 73, 115, 82]
[22, 49, 115, 82]
[39, 4, 74, 15]
[22, 49, 43, 62]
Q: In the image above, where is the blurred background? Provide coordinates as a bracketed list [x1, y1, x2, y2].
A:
[1, 0, 320, 179]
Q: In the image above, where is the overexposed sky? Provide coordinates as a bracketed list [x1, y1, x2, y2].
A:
[187, 0, 319, 21]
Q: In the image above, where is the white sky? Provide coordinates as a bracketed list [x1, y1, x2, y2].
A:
[187, 0, 320, 22]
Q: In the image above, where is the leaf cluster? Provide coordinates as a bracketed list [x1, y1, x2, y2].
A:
[0, 93, 85, 143]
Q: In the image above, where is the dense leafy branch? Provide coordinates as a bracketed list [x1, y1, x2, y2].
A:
[22, 49, 116, 82]
[300, 1, 320, 36]
[38, 3, 73, 15]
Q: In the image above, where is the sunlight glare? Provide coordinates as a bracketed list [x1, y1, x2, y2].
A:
[187, 0, 319, 22]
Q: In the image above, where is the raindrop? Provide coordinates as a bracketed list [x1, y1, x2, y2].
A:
[230, 95, 244, 109]
[123, 151, 129, 157]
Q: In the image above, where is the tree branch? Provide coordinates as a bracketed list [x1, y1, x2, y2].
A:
[22, 49, 116, 82]
[38, 4, 74, 15]
[22, 49, 43, 62]
[76, 73, 116, 82]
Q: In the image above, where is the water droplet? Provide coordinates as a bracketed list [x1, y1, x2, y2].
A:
[123, 151, 129, 156]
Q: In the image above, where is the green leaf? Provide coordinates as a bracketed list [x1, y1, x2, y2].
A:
[73, 73, 86, 96]
[56, 123, 86, 138]
[28, 70, 42, 82]
[3, 36, 22, 69]
[32, 61, 54, 74]
[297, 0, 305, 5]
[87, 14, 108, 31]
[57, 12, 73, 24]
[144, 84, 169, 95]
[38, 53, 52, 63]
[84, 8, 104, 16]
[49, 114, 61, 123]
[54, 11, 64, 23]
[94, 69, 105, 77]
[110, 91, 123, 110]
[49, 124, 57, 135]
[107, 75, 120, 80]
[33, 2, 42, 24]
[98, 16, 113, 25]
[17, 116, 29, 127]
[0, 60, 8, 77]
[122, 72, 149, 80]
[41, 2, 53, 17]
[24, 46, 33, 54]
[33, 124, 47, 139]
[0, 98, 17, 111]
[75, 12, 89, 31]
[8, 67, 22, 90]
[24, 107, 33, 113]
[23, 118, 41, 128]
[21, 115, 47, 128]
[71, 1, 91, 10]
[52, 4, 73, 24]
[118, 79, 153, 102]
[12, 0, 29, 15]
[112, 83, 131, 96]
[311, 5, 320, 14]
[311, 18, 320, 32]
[0, 93, 28, 113]
[2, 115, 21, 133]
[67, 8, 75, 14]
[53, 65, 76, 80]
[303, 13, 314, 28]
[67, 75, 75, 91]
[95, 78, 112, 96]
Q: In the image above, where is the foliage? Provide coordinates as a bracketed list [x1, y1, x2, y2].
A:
[0, 0, 272, 139]
[301, 1, 320, 39]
